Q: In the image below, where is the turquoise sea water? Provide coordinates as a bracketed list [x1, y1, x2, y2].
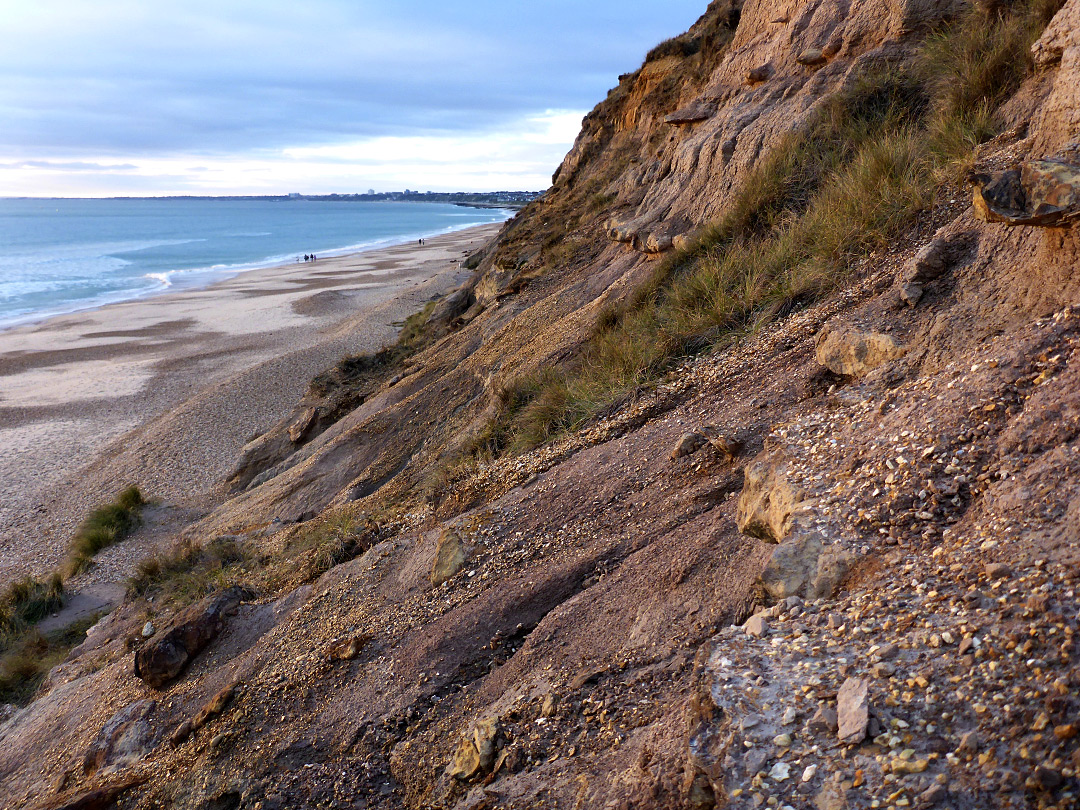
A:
[0, 198, 511, 327]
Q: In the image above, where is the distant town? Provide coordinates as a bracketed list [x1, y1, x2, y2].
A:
[285, 190, 545, 209]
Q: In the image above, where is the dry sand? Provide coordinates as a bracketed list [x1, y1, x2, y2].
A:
[0, 223, 502, 593]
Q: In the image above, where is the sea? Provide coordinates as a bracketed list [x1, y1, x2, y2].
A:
[0, 197, 512, 328]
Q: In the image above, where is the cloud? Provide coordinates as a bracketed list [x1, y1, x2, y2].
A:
[0, 0, 709, 194]
[0, 160, 138, 171]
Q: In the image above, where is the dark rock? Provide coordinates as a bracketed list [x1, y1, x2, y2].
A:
[1030, 765, 1063, 791]
[83, 700, 157, 776]
[133, 586, 252, 688]
[971, 158, 1080, 226]
[746, 63, 773, 83]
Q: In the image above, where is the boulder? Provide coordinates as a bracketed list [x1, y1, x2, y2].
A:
[815, 324, 905, 377]
[971, 159, 1080, 227]
[134, 586, 252, 688]
[83, 700, 157, 776]
[430, 527, 469, 586]
[757, 532, 854, 601]
[736, 449, 809, 542]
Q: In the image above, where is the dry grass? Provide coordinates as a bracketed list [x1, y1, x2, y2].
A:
[481, 0, 1060, 455]
[65, 486, 146, 575]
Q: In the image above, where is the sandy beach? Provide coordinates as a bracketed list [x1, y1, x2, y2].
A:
[0, 223, 501, 592]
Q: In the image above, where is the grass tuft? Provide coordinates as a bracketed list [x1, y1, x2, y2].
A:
[65, 486, 147, 576]
[451, 0, 1061, 464]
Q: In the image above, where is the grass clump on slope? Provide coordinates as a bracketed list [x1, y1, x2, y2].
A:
[482, 0, 1063, 455]
[65, 485, 147, 576]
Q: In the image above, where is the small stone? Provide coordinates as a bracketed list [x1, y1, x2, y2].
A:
[774, 733, 793, 747]
[918, 783, 946, 805]
[141, 622, 155, 638]
[957, 636, 974, 655]
[541, 694, 559, 718]
[872, 662, 896, 678]
[782, 707, 798, 725]
[796, 47, 827, 66]
[809, 707, 838, 734]
[1030, 765, 1063, 791]
[957, 731, 979, 752]
[671, 432, 707, 460]
[745, 615, 769, 638]
[837, 678, 870, 745]
[1054, 723, 1077, 741]
[984, 563, 1011, 580]
[875, 643, 900, 661]
[802, 764, 818, 782]
[769, 761, 791, 781]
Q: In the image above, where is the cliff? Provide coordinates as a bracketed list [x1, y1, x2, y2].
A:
[2, 0, 1079, 808]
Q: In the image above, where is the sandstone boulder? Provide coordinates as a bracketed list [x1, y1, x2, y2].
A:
[971, 158, 1080, 227]
[430, 527, 469, 586]
[796, 48, 827, 66]
[671, 431, 708, 459]
[815, 324, 905, 377]
[736, 449, 809, 542]
[133, 586, 252, 688]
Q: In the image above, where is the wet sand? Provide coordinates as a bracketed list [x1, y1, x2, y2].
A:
[0, 223, 501, 586]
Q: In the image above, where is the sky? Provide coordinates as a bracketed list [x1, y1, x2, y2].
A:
[0, 1, 708, 197]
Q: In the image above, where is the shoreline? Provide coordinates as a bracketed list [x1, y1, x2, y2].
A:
[0, 222, 501, 588]
[0, 212, 512, 333]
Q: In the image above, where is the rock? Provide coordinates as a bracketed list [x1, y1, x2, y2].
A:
[448, 718, 500, 781]
[1054, 723, 1077, 740]
[814, 778, 848, 810]
[782, 707, 798, 725]
[809, 706, 838, 734]
[430, 527, 469, 586]
[899, 282, 924, 307]
[984, 562, 1011, 579]
[140, 622, 155, 638]
[773, 733, 792, 747]
[327, 634, 370, 661]
[875, 643, 900, 661]
[837, 677, 870, 745]
[737, 450, 809, 542]
[169, 720, 193, 747]
[971, 158, 1080, 227]
[745, 614, 769, 637]
[769, 761, 791, 781]
[796, 48, 827, 66]
[83, 700, 157, 776]
[872, 662, 895, 678]
[746, 63, 773, 83]
[644, 231, 675, 254]
[1, 703, 17, 723]
[192, 684, 237, 729]
[133, 586, 252, 688]
[42, 780, 145, 810]
[700, 427, 744, 459]
[815, 324, 906, 377]
[903, 229, 974, 285]
[802, 764, 818, 782]
[665, 101, 715, 125]
[757, 533, 854, 602]
[1029, 765, 1063, 791]
[918, 783, 947, 805]
[287, 407, 320, 443]
[541, 693, 559, 718]
[671, 431, 708, 460]
[957, 731, 979, 752]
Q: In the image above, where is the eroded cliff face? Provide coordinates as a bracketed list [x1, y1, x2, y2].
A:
[3, 0, 1080, 808]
